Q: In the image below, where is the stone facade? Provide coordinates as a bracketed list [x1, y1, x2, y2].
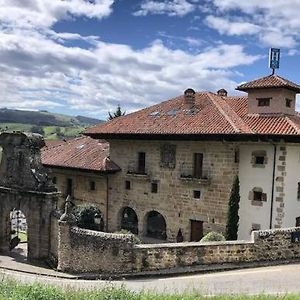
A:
[48, 168, 108, 224]
[107, 140, 238, 242]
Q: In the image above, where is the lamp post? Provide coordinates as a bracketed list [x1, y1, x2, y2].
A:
[94, 212, 102, 231]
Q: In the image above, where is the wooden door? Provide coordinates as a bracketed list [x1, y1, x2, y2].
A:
[190, 220, 203, 241]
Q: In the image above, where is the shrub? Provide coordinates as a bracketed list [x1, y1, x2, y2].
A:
[200, 231, 225, 243]
[225, 175, 240, 240]
[73, 205, 103, 231]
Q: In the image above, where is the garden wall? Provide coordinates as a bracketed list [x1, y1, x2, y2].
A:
[56, 219, 300, 276]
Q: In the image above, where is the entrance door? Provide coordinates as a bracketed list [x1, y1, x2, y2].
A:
[190, 220, 203, 241]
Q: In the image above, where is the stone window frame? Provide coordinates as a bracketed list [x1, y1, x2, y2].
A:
[151, 181, 158, 193]
[249, 187, 267, 206]
[89, 180, 96, 191]
[251, 150, 268, 168]
[193, 190, 201, 199]
[125, 180, 131, 190]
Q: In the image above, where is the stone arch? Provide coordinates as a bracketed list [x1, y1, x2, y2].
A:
[0, 132, 58, 261]
[120, 206, 138, 234]
[144, 210, 167, 240]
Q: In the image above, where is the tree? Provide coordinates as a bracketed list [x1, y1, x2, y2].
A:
[108, 104, 126, 120]
[30, 125, 44, 136]
[225, 175, 240, 240]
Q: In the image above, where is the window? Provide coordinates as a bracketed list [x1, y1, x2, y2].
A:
[66, 178, 73, 196]
[138, 152, 146, 174]
[52, 177, 57, 184]
[255, 156, 265, 165]
[297, 182, 300, 201]
[286, 98, 293, 108]
[125, 180, 131, 190]
[89, 181, 96, 191]
[193, 190, 201, 199]
[151, 182, 158, 193]
[193, 153, 203, 179]
[257, 98, 271, 107]
[234, 150, 239, 163]
[251, 150, 267, 167]
[253, 191, 262, 201]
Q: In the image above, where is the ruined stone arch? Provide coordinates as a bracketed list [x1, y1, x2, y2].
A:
[144, 210, 167, 240]
[120, 206, 138, 234]
[0, 132, 59, 260]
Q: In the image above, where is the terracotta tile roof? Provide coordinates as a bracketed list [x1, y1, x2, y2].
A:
[84, 86, 300, 139]
[41, 136, 120, 173]
[236, 74, 300, 92]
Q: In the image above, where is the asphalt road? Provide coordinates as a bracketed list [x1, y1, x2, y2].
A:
[1, 263, 300, 296]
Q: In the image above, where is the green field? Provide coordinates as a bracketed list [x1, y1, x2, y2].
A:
[0, 123, 85, 140]
[0, 280, 298, 300]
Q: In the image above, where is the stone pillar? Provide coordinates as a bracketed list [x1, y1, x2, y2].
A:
[57, 196, 76, 272]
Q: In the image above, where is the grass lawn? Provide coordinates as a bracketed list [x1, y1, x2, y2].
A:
[0, 280, 299, 300]
[18, 232, 27, 243]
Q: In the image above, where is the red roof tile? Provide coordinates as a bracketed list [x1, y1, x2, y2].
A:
[236, 74, 300, 92]
[41, 136, 120, 173]
[84, 77, 300, 138]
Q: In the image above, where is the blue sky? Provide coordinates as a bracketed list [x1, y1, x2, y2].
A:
[1, 0, 300, 119]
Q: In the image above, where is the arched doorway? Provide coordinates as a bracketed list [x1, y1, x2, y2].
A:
[120, 207, 138, 234]
[9, 209, 27, 256]
[145, 211, 167, 240]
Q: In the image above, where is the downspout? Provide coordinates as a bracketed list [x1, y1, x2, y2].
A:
[106, 176, 109, 232]
[269, 143, 277, 229]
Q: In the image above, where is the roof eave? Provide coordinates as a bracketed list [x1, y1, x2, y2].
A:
[236, 86, 300, 93]
[84, 132, 300, 143]
[43, 164, 121, 174]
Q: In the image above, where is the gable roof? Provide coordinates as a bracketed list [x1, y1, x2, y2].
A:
[41, 136, 121, 173]
[236, 74, 300, 92]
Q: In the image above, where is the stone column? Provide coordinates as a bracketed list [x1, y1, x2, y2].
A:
[57, 196, 76, 272]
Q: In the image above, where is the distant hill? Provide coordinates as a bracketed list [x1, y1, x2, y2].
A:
[0, 108, 102, 127]
[0, 108, 103, 140]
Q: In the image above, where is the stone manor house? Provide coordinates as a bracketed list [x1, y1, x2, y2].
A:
[42, 73, 300, 242]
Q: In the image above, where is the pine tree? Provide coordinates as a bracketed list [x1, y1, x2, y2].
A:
[225, 175, 240, 240]
[108, 104, 126, 120]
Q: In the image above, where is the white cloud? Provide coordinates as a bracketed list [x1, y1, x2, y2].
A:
[206, 0, 300, 48]
[134, 0, 195, 17]
[0, 0, 114, 29]
[0, 0, 262, 119]
[205, 16, 260, 36]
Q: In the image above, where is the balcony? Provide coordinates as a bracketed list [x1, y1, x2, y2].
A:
[179, 164, 211, 184]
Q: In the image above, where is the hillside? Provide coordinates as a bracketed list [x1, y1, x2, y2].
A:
[0, 108, 103, 140]
[0, 108, 101, 127]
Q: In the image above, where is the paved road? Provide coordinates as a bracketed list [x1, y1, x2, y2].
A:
[1, 263, 300, 296]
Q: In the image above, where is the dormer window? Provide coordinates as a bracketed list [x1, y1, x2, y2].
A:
[286, 98, 293, 108]
[257, 98, 271, 107]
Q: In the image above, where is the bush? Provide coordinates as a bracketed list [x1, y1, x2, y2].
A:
[200, 231, 225, 243]
[73, 205, 103, 231]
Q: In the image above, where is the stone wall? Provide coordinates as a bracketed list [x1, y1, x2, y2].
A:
[57, 221, 300, 275]
[49, 210, 61, 266]
[48, 168, 108, 225]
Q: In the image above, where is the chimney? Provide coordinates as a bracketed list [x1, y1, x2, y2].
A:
[184, 88, 196, 108]
[217, 89, 228, 97]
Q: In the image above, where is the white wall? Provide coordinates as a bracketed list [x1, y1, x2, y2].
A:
[238, 144, 275, 240]
[282, 145, 300, 227]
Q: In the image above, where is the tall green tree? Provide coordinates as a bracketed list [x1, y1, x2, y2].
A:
[225, 175, 240, 240]
[108, 104, 126, 120]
